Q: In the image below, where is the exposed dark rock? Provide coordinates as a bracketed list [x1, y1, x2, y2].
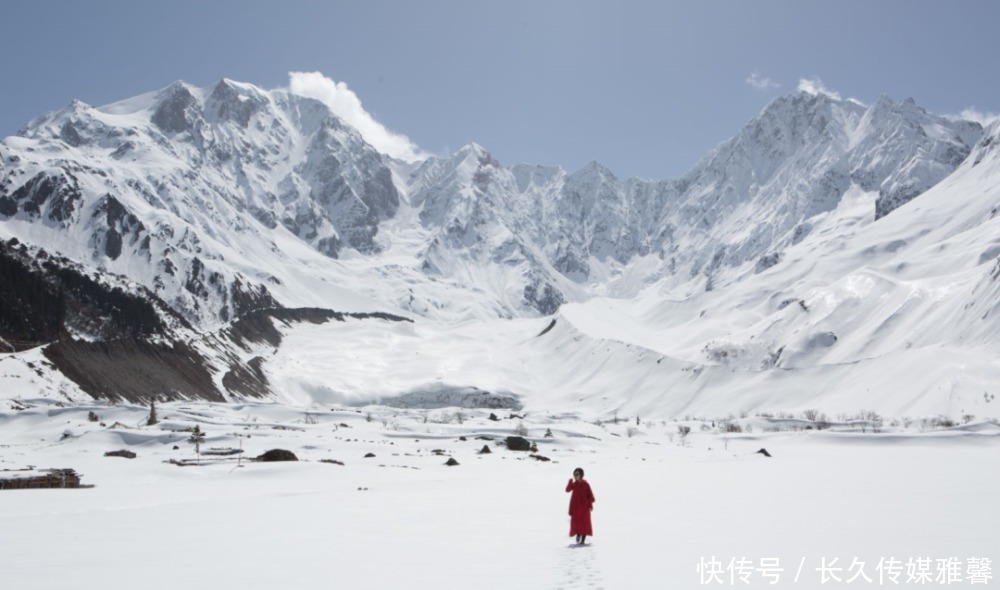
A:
[445, 458, 459, 466]
[104, 229, 123, 259]
[104, 449, 137, 459]
[59, 122, 84, 147]
[529, 454, 550, 462]
[225, 307, 413, 353]
[505, 436, 532, 451]
[479, 445, 492, 454]
[756, 448, 772, 458]
[152, 83, 202, 134]
[523, 280, 564, 315]
[320, 459, 345, 466]
[45, 338, 222, 403]
[364, 452, 376, 458]
[0, 243, 65, 349]
[222, 356, 269, 398]
[755, 252, 782, 273]
[489, 413, 500, 421]
[256, 449, 298, 462]
[537, 319, 557, 337]
[10, 171, 83, 223]
[209, 80, 267, 128]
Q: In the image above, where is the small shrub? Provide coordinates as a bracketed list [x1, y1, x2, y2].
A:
[933, 416, 956, 429]
[87, 411, 100, 423]
[720, 421, 743, 434]
[544, 428, 553, 438]
[677, 425, 691, 437]
[803, 409, 819, 421]
[514, 421, 529, 437]
[626, 427, 639, 438]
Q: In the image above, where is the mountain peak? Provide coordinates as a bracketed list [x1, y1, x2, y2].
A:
[456, 142, 489, 157]
[572, 160, 618, 182]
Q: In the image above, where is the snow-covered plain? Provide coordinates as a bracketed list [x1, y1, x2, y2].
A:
[1, 399, 996, 589]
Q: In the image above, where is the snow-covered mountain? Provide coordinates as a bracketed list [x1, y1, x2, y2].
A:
[3, 78, 999, 419]
[0, 80, 981, 325]
[1, 79, 401, 326]
[404, 91, 981, 305]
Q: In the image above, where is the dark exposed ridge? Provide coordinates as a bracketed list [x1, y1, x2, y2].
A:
[226, 307, 414, 351]
[0, 239, 190, 351]
[44, 338, 222, 403]
[0, 240, 65, 350]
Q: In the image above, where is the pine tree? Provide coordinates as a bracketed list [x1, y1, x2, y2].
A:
[188, 425, 205, 464]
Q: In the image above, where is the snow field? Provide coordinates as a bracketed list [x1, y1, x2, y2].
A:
[1, 400, 996, 589]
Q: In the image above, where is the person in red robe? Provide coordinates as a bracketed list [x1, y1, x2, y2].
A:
[565, 467, 595, 544]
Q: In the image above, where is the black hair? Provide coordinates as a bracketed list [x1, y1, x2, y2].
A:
[573, 467, 584, 477]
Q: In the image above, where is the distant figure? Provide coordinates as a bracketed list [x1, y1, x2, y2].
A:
[565, 467, 595, 544]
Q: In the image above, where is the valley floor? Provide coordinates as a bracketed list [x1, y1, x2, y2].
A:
[0, 401, 997, 589]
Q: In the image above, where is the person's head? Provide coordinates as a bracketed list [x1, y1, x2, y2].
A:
[573, 467, 584, 480]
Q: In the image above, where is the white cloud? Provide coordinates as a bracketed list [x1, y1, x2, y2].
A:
[746, 71, 780, 91]
[797, 77, 842, 101]
[945, 107, 1000, 128]
[288, 71, 427, 162]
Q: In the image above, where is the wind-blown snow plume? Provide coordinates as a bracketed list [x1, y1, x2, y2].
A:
[288, 71, 427, 162]
[798, 77, 867, 106]
[797, 77, 842, 100]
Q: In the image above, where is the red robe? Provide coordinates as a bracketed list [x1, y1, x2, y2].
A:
[565, 478, 595, 536]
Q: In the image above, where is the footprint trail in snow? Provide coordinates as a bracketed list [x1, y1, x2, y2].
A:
[555, 541, 606, 590]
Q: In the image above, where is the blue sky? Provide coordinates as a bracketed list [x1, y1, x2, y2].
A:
[3, 1, 998, 178]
